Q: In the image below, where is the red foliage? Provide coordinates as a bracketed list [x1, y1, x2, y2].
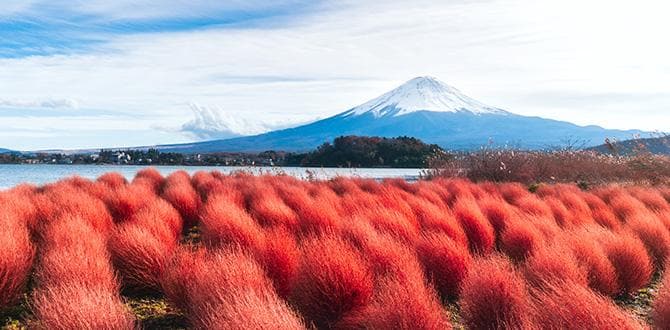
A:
[32, 285, 136, 330]
[478, 196, 515, 236]
[626, 215, 670, 268]
[0, 214, 36, 308]
[36, 216, 118, 292]
[599, 230, 653, 294]
[35, 184, 114, 236]
[257, 229, 301, 299]
[652, 268, 670, 330]
[629, 187, 670, 213]
[108, 223, 177, 291]
[583, 193, 622, 230]
[499, 217, 543, 263]
[129, 198, 184, 239]
[523, 244, 588, 289]
[416, 232, 472, 300]
[532, 282, 643, 329]
[276, 184, 341, 235]
[360, 206, 420, 244]
[161, 171, 201, 226]
[96, 172, 128, 189]
[200, 194, 265, 251]
[411, 198, 469, 247]
[337, 278, 452, 330]
[291, 234, 374, 328]
[498, 182, 530, 204]
[163, 248, 305, 329]
[563, 231, 619, 296]
[105, 183, 155, 222]
[460, 255, 536, 329]
[245, 185, 299, 231]
[133, 167, 164, 192]
[452, 198, 495, 254]
[609, 193, 648, 223]
[32, 215, 134, 329]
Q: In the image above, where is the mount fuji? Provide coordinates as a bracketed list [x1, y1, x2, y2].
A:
[158, 76, 643, 153]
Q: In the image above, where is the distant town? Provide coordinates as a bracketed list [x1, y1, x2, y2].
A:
[0, 136, 443, 168]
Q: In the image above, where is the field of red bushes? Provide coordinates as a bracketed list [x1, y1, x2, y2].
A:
[2, 169, 670, 329]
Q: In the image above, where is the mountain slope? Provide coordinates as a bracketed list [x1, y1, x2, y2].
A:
[590, 136, 670, 155]
[157, 77, 644, 153]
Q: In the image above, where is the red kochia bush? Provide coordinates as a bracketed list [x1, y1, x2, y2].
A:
[105, 183, 155, 222]
[33, 215, 134, 329]
[599, 230, 653, 294]
[563, 232, 619, 296]
[161, 171, 201, 226]
[533, 282, 643, 329]
[291, 234, 374, 328]
[416, 232, 472, 300]
[459, 255, 536, 329]
[523, 244, 588, 289]
[499, 216, 543, 263]
[245, 185, 299, 231]
[276, 184, 341, 235]
[133, 167, 164, 192]
[163, 248, 305, 329]
[36, 216, 118, 292]
[96, 172, 128, 189]
[652, 268, 670, 330]
[108, 223, 177, 291]
[337, 278, 452, 330]
[408, 196, 468, 247]
[626, 215, 670, 268]
[257, 229, 301, 299]
[583, 193, 622, 230]
[452, 198, 495, 254]
[0, 214, 36, 308]
[477, 196, 515, 235]
[32, 285, 136, 330]
[200, 194, 265, 251]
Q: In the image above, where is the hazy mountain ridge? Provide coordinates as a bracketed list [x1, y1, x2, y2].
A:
[590, 135, 670, 155]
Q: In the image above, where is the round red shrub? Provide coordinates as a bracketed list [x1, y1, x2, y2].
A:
[533, 281, 643, 329]
[337, 278, 452, 330]
[523, 244, 588, 289]
[96, 172, 128, 189]
[563, 232, 619, 296]
[291, 234, 374, 328]
[200, 194, 266, 251]
[453, 198, 495, 254]
[416, 232, 472, 300]
[599, 230, 654, 294]
[161, 171, 201, 226]
[460, 255, 536, 329]
[0, 215, 36, 308]
[499, 217, 543, 263]
[32, 285, 136, 330]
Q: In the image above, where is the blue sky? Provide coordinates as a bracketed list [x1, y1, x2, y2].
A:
[1, 0, 669, 150]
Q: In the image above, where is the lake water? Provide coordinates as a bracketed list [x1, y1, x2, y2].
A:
[0, 164, 426, 190]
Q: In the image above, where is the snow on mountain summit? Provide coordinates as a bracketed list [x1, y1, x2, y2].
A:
[344, 76, 508, 117]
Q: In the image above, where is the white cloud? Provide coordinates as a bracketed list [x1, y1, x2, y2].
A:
[0, 98, 79, 109]
[0, 0, 669, 150]
[180, 103, 309, 140]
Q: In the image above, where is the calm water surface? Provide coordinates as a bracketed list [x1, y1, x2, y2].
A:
[0, 164, 425, 189]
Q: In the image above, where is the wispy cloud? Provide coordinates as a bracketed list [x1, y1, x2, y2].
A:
[0, 98, 79, 109]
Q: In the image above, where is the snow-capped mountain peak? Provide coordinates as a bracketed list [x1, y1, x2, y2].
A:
[345, 76, 508, 117]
